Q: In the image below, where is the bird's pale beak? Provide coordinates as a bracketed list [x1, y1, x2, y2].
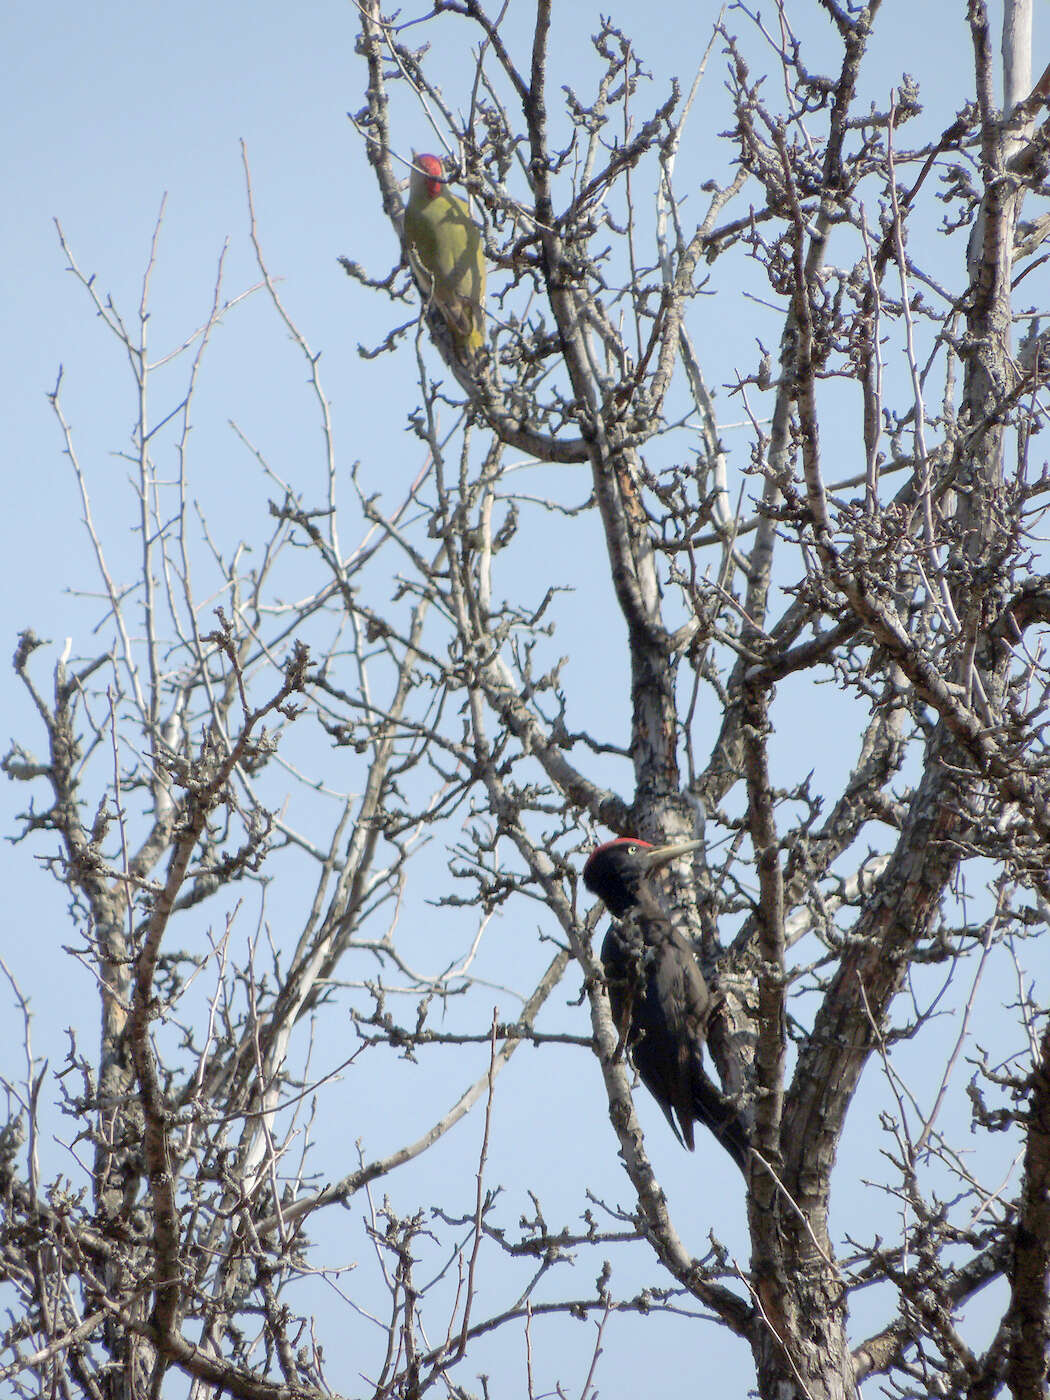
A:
[640, 839, 703, 872]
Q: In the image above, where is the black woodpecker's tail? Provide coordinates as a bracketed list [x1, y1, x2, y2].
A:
[689, 1062, 751, 1174]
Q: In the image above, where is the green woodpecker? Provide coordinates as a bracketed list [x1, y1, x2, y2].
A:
[404, 152, 486, 356]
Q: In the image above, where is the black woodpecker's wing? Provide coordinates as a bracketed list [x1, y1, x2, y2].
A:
[601, 917, 701, 1148]
[599, 922, 633, 1039]
[644, 927, 713, 1152]
[600, 915, 750, 1169]
[601, 921, 688, 1146]
[650, 927, 750, 1169]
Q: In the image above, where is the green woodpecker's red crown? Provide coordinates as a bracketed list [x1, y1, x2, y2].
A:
[415, 152, 445, 196]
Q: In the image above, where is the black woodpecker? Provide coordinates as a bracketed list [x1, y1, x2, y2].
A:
[583, 837, 749, 1172]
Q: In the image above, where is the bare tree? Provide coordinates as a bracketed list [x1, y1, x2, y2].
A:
[4, 2, 1050, 1397]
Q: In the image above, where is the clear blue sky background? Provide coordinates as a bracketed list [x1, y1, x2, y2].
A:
[2, 2, 1038, 1394]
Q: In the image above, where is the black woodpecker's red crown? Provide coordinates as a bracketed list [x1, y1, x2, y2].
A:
[584, 837, 703, 919]
[582, 838, 654, 917]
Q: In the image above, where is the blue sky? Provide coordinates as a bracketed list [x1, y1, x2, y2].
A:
[2, 1, 1038, 1394]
